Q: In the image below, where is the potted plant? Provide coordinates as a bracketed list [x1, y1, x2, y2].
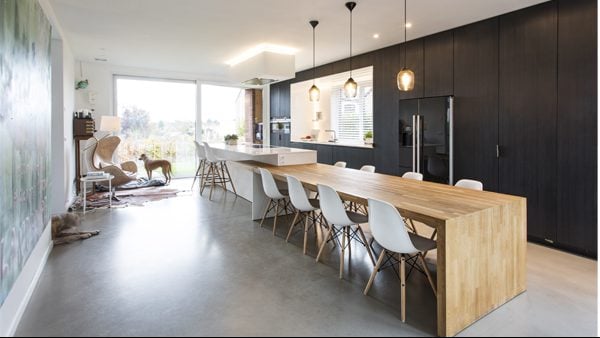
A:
[364, 131, 373, 144]
[224, 134, 239, 145]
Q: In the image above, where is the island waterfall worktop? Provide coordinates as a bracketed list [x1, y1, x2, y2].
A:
[206, 143, 316, 201]
[209, 143, 317, 166]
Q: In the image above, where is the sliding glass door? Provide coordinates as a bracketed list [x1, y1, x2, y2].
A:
[114, 76, 197, 178]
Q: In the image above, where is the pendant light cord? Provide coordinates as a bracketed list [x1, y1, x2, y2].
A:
[313, 25, 316, 84]
[404, 0, 407, 68]
[349, 7, 353, 77]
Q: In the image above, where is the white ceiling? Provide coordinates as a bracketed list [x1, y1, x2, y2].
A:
[49, 0, 549, 83]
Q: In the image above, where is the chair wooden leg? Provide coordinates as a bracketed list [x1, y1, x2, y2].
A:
[200, 163, 211, 195]
[340, 226, 346, 279]
[357, 226, 376, 266]
[198, 160, 206, 192]
[209, 164, 217, 200]
[222, 161, 237, 196]
[316, 226, 332, 263]
[418, 253, 437, 296]
[286, 210, 300, 242]
[400, 254, 406, 323]
[346, 226, 351, 256]
[260, 199, 272, 227]
[303, 212, 310, 255]
[273, 200, 280, 236]
[191, 161, 202, 190]
[364, 249, 387, 295]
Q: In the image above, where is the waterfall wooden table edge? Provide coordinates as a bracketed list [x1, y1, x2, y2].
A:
[243, 161, 527, 337]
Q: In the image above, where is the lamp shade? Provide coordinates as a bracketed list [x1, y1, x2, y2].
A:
[344, 77, 358, 98]
[397, 68, 415, 91]
[309, 84, 320, 101]
[99, 116, 121, 132]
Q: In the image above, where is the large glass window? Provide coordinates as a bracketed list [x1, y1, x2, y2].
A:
[114, 76, 196, 177]
[200, 84, 245, 143]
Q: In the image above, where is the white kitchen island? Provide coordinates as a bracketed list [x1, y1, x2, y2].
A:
[207, 143, 316, 219]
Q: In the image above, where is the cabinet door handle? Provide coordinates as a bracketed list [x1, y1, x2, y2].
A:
[496, 144, 500, 158]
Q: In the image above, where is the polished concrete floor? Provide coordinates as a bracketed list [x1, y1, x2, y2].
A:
[15, 179, 597, 336]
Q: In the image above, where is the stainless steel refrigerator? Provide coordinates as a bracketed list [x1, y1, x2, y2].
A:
[398, 96, 453, 184]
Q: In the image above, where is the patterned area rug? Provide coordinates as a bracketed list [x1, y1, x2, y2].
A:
[71, 186, 184, 211]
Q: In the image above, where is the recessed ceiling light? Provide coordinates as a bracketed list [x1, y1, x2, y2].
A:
[373, 33, 380, 39]
[405, 22, 412, 28]
[226, 43, 298, 66]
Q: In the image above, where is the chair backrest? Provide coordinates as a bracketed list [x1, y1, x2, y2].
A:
[334, 161, 347, 168]
[202, 142, 218, 162]
[194, 140, 206, 160]
[286, 175, 315, 211]
[93, 135, 121, 169]
[402, 171, 423, 181]
[317, 184, 353, 226]
[368, 198, 419, 254]
[259, 168, 285, 199]
[360, 165, 375, 173]
[83, 137, 99, 172]
[455, 179, 483, 191]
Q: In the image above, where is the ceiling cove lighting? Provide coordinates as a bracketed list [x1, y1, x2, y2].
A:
[343, 2, 358, 98]
[226, 43, 298, 66]
[309, 20, 320, 102]
[397, 0, 415, 91]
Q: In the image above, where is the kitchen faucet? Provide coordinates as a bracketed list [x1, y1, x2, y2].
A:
[325, 130, 337, 143]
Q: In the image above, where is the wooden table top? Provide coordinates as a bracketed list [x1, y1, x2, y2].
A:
[241, 161, 525, 227]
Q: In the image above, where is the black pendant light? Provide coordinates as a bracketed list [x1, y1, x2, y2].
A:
[308, 20, 320, 102]
[397, 0, 415, 91]
[344, 2, 358, 98]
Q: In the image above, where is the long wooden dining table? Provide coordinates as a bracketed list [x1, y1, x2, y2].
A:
[242, 161, 526, 336]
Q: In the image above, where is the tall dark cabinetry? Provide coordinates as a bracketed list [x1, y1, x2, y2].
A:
[453, 19, 499, 192]
[499, 1, 558, 244]
[556, 0, 597, 256]
[277, 0, 597, 257]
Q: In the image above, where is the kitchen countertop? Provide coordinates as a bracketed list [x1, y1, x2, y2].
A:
[291, 139, 374, 149]
[208, 143, 317, 166]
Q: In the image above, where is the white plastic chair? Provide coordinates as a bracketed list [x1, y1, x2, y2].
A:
[201, 142, 237, 200]
[334, 161, 347, 168]
[455, 179, 483, 191]
[191, 141, 206, 190]
[316, 184, 376, 278]
[285, 175, 323, 254]
[364, 198, 437, 322]
[402, 171, 423, 180]
[259, 168, 290, 236]
[360, 165, 376, 173]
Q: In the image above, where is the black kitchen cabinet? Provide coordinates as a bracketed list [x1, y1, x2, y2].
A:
[270, 81, 291, 118]
[499, 1, 558, 243]
[453, 18, 499, 191]
[332, 146, 374, 170]
[424, 31, 454, 97]
[270, 84, 280, 118]
[315, 145, 333, 165]
[556, 0, 597, 257]
[270, 131, 290, 147]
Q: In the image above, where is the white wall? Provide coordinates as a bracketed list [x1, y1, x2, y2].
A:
[290, 79, 333, 142]
[50, 39, 75, 214]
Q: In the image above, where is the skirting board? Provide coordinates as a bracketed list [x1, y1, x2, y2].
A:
[0, 223, 53, 337]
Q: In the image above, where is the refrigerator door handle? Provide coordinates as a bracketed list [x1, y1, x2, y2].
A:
[416, 115, 421, 173]
[412, 115, 416, 172]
